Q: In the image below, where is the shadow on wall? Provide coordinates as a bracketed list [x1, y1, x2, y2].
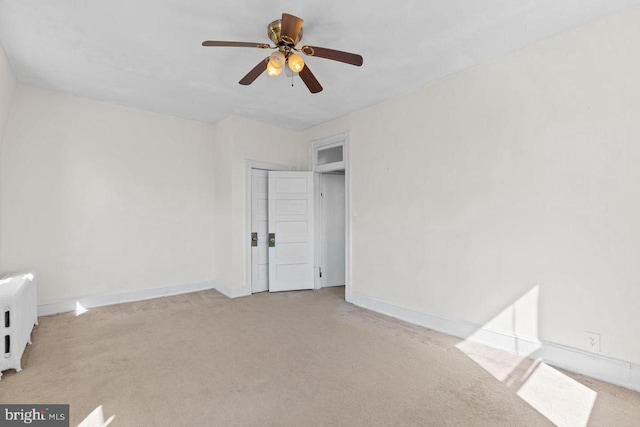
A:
[456, 286, 597, 427]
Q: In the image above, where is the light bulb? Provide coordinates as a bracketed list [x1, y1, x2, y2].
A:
[266, 60, 283, 77]
[287, 54, 305, 73]
[269, 51, 286, 69]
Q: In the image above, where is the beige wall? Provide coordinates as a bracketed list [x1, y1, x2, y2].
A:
[0, 43, 17, 271]
[212, 117, 234, 286]
[1, 86, 216, 303]
[0, 76, 305, 303]
[213, 115, 306, 292]
[305, 9, 640, 364]
[0, 43, 15, 143]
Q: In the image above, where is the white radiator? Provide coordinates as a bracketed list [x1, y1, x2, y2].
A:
[0, 272, 38, 379]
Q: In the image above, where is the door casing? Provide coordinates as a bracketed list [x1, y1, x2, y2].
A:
[310, 132, 352, 301]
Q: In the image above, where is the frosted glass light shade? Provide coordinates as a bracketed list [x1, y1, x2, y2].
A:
[269, 51, 286, 68]
[266, 61, 283, 77]
[287, 54, 305, 72]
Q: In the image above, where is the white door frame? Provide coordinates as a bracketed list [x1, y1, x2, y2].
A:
[309, 132, 352, 302]
[245, 160, 295, 292]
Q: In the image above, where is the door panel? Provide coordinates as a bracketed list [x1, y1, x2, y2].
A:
[251, 169, 269, 293]
[268, 171, 315, 292]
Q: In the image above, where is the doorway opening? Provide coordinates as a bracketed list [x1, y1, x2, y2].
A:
[245, 132, 351, 301]
[310, 132, 350, 301]
[314, 170, 346, 290]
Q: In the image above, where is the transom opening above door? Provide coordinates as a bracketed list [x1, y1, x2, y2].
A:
[318, 145, 343, 166]
[311, 133, 347, 172]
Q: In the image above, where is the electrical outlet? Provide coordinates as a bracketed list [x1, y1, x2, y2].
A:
[585, 332, 601, 353]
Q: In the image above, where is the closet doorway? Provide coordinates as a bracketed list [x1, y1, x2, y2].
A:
[310, 132, 350, 298]
[315, 170, 346, 289]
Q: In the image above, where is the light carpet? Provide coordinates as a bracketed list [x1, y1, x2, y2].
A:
[1, 287, 639, 426]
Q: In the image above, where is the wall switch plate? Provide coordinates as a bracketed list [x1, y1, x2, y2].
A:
[585, 331, 601, 353]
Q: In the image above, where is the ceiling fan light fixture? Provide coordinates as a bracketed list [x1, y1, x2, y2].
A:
[266, 61, 283, 77]
[202, 12, 362, 93]
[269, 51, 286, 68]
[287, 53, 305, 73]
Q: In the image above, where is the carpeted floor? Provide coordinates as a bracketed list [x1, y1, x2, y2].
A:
[1, 287, 639, 426]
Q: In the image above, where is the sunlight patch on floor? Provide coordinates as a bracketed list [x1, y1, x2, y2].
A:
[517, 362, 597, 427]
[455, 285, 597, 426]
[456, 286, 541, 381]
[78, 405, 115, 427]
[456, 339, 529, 382]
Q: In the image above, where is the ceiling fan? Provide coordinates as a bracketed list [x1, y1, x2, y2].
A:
[202, 13, 363, 93]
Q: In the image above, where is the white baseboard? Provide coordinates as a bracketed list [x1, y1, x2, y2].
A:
[533, 341, 638, 391]
[38, 280, 217, 316]
[215, 283, 251, 299]
[350, 291, 640, 392]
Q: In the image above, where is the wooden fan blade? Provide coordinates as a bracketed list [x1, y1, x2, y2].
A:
[280, 13, 304, 44]
[239, 58, 268, 85]
[300, 45, 363, 66]
[299, 65, 323, 93]
[202, 41, 270, 49]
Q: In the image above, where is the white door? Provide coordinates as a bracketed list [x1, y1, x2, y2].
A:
[251, 169, 269, 293]
[268, 171, 315, 292]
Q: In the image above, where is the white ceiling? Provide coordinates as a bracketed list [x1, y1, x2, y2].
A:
[1, 1, 638, 130]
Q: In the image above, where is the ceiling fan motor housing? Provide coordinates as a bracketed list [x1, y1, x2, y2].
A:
[268, 19, 303, 46]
